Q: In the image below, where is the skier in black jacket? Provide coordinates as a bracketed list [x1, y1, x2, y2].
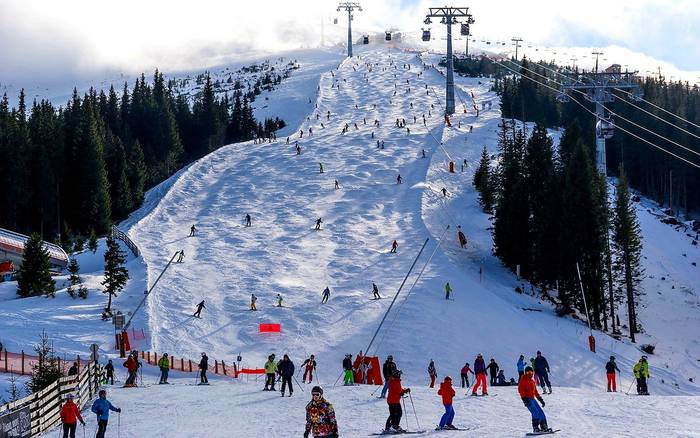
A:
[279, 354, 295, 396]
[533, 351, 551, 394]
[199, 353, 209, 384]
[605, 356, 621, 392]
[104, 360, 114, 385]
[193, 300, 206, 318]
[487, 358, 500, 386]
[380, 355, 397, 398]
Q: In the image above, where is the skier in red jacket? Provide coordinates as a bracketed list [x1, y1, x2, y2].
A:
[437, 376, 457, 430]
[385, 369, 410, 433]
[60, 394, 85, 438]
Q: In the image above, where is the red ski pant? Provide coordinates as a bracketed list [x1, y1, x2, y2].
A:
[304, 367, 314, 383]
[606, 372, 617, 391]
[472, 373, 488, 394]
[430, 374, 436, 388]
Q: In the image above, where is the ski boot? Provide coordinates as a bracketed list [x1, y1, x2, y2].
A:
[446, 424, 458, 430]
[540, 421, 552, 433]
[532, 420, 541, 433]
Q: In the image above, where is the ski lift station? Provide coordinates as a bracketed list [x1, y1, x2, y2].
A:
[0, 227, 69, 270]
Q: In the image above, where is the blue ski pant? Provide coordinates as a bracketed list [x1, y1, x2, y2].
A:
[439, 404, 455, 428]
[381, 379, 390, 397]
[525, 398, 546, 423]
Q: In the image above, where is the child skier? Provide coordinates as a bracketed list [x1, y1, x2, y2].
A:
[460, 362, 474, 388]
[302, 355, 317, 384]
[518, 366, 552, 433]
[437, 376, 457, 430]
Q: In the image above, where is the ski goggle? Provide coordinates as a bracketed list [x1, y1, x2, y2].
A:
[312, 393, 321, 397]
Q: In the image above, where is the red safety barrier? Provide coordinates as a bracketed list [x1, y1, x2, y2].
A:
[121, 330, 131, 351]
[259, 323, 281, 333]
[234, 368, 265, 378]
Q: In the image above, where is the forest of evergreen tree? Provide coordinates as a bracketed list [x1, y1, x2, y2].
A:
[0, 70, 285, 250]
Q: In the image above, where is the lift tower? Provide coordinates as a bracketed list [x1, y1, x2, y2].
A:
[337, 2, 362, 57]
[423, 7, 474, 115]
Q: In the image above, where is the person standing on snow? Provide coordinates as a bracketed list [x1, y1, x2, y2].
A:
[104, 360, 115, 385]
[245, 214, 252, 227]
[319, 163, 324, 174]
[519, 366, 551, 433]
[250, 293, 258, 311]
[60, 393, 85, 438]
[385, 369, 410, 433]
[276, 293, 283, 307]
[342, 354, 354, 386]
[471, 354, 488, 396]
[304, 386, 338, 438]
[437, 376, 458, 430]
[487, 358, 500, 386]
[372, 282, 381, 299]
[534, 351, 552, 394]
[302, 355, 317, 384]
[123, 352, 138, 387]
[193, 300, 206, 318]
[517, 355, 527, 382]
[457, 227, 467, 248]
[633, 356, 650, 395]
[390, 240, 398, 253]
[199, 353, 209, 384]
[279, 354, 295, 396]
[315, 218, 323, 230]
[189, 224, 197, 237]
[428, 360, 438, 388]
[264, 354, 277, 391]
[91, 389, 121, 438]
[605, 356, 621, 392]
[158, 353, 170, 384]
[177, 250, 185, 263]
[396, 174, 402, 184]
[444, 282, 452, 300]
[381, 355, 397, 398]
[460, 362, 474, 388]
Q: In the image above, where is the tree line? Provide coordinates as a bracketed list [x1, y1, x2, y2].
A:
[0, 70, 285, 251]
[474, 120, 644, 341]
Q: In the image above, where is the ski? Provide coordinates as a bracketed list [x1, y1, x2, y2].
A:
[525, 429, 560, 436]
[369, 431, 426, 436]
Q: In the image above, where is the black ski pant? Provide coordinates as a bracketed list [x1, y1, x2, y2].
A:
[281, 376, 293, 395]
[537, 370, 551, 390]
[460, 373, 469, 388]
[386, 403, 403, 430]
[637, 376, 648, 394]
[106, 373, 114, 385]
[265, 373, 276, 390]
[518, 371, 524, 382]
[200, 370, 208, 383]
[490, 373, 497, 385]
[125, 371, 137, 385]
[62, 423, 77, 438]
[96, 420, 108, 438]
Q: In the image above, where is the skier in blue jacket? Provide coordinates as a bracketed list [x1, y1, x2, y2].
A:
[91, 389, 121, 438]
[517, 355, 527, 381]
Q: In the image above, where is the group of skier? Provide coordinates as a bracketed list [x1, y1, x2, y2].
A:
[263, 353, 318, 396]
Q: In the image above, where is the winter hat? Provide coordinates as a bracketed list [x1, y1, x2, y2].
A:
[444, 376, 452, 382]
[311, 386, 323, 395]
[98, 389, 107, 396]
[525, 366, 534, 373]
[387, 355, 393, 360]
[536, 351, 541, 355]
[610, 356, 615, 360]
[66, 394, 75, 399]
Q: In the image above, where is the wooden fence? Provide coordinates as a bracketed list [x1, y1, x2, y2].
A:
[135, 350, 263, 378]
[0, 361, 102, 436]
[111, 225, 140, 257]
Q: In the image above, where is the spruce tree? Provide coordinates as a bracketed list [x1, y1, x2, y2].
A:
[102, 234, 129, 314]
[473, 146, 494, 212]
[88, 229, 98, 253]
[17, 233, 56, 298]
[67, 258, 80, 298]
[28, 330, 63, 393]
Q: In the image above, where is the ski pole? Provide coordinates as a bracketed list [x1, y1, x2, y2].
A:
[293, 375, 305, 392]
[408, 391, 422, 430]
[401, 396, 410, 431]
[333, 371, 344, 387]
[625, 378, 635, 395]
[82, 423, 86, 438]
[118, 411, 121, 438]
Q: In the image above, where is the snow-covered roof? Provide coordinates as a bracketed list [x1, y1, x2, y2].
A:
[0, 227, 69, 268]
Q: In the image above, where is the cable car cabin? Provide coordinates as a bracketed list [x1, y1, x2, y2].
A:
[596, 118, 615, 139]
[422, 29, 431, 41]
[333, 18, 338, 24]
[385, 31, 392, 41]
[460, 23, 469, 36]
[486, 41, 491, 45]
[363, 35, 369, 44]
[0, 227, 69, 271]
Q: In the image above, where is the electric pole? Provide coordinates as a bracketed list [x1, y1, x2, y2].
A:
[337, 2, 362, 57]
[423, 6, 475, 115]
[591, 50, 603, 73]
[511, 37, 523, 61]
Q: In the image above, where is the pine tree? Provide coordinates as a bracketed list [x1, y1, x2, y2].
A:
[27, 330, 63, 393]
[67, 258, 80, 298]
[473, 146, 494, 212]
[102, 234, 129, 314]
[88, 229, 98, 253]
[17, 233, 56, 298]
[612, 166, 644, 341]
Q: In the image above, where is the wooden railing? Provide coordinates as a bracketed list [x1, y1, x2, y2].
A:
[111, 225, 140, 257]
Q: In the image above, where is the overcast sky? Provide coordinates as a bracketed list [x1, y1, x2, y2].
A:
[1, 0, 698, 88]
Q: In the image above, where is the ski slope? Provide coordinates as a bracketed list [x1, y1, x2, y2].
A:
[125, 45, 700, 396]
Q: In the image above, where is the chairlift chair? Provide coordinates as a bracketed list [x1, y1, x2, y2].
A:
[460, 23, 469, 36]
[363, 35, 369, 44]
[596, 118, 615, 139]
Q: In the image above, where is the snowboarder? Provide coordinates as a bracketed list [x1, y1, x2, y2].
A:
[250, 293, 258, 311]
[444, 282, 452, 300]
[276, 293, 283, 307]
[177, 250, 185, 263]
[396, 174, 402, 184]
[189, 224, 197, 237]
[428, 360, 438, 388]
[199, 353, 209, 384]
[68, 362, 78, 376]
[381, 355, 397, 398]
[104, 360, 114, 385]
[517, 355, 527, 381]
[605, 356, 621, 392]
[279, 354, 295, 396]
[334, 180, 339, 190]
[372, 282, 381, 299]
[471, 354, 488, 395]
[460, 362, 474, 388]
[304, 386, 338, 438]
[158, 353, 170, 384]
[245, 214, 252, 227]
[319, 163, 324, 173]
[264, 355, 277, 391]
[91, 389, 121, 438]
[390, 240, 398, 253]
[302, 355, 317, 384]
[633, 356, 650, 395]
[385, 369, 410, 433]
[488, 358, 500, 386]
[315, 218, 323, 230]
[534, 351, 552, 394]
[342, 354, 354, 386]
[437, 376, 457, 430]
[60, 393, 85, 438]
[457, 227, 467, 248]
[193, 300, 206, 318]
[519, 366, 551, 433]
[318, 286, 331, 304]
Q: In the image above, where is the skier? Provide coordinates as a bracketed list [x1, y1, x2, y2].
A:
[315, 218, 323, 230]
[296, 144, 302, 155]
[372, 282, 381, 299]
[279, 354, 295, 396]
[104, 360, 114, 385]
[380, 355, 397, 398]
[321, 287, 331, 304]
[264, 354, 277, 391]
[158, 353, 170, 384]
[123, 352, 138, 387]
[276, 293, 283, 307]
[488, 358, 500, 386]
[518, 366, 551, 434]
[334, 180, 340, 190]
[633, 356, 650, 395]
[302, 355, 317, 384]
[471, 354, 488, 395]
[177, 250, 185, 263]
[437, 376, 457, 430]
[91, 389, 121, 438]
[189, 224, 197, 237]
[250, 293, 258, 311]
[304, 386, 339, 438]
[460, 362, 474, 388]
[319, 163, 324, 174]
[428, 360, 438, 388]
[193, 300, 206, 318]
[194, 353, 209, 385]
[462, 159, 468, 172]
[390, 240, 398, 253]
[605, 356, 621, 392]
[245, 214, 252, 227]
[60, 393, 85, 438]
[441, 187, 447, 197]
[422, 149, 426, 158]
[444, 282, 452, 300]
[385, 369, 410, 433]
[517, 355, 527, 381]
[342, 354, 354, 386]
[457, 227, 467, 248]
[396, 174, 402, 184]
[534, 351, 552, 394]
[68, 362, 78, 376]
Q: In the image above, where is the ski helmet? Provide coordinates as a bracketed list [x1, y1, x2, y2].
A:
[201, 352, 206, 356]
[392, 369, 402, 377]
[66, 393, 75, 399]
[387, 355, 393, 360]
[610, 356, 615, 360]
[311, 386, 323, 395]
